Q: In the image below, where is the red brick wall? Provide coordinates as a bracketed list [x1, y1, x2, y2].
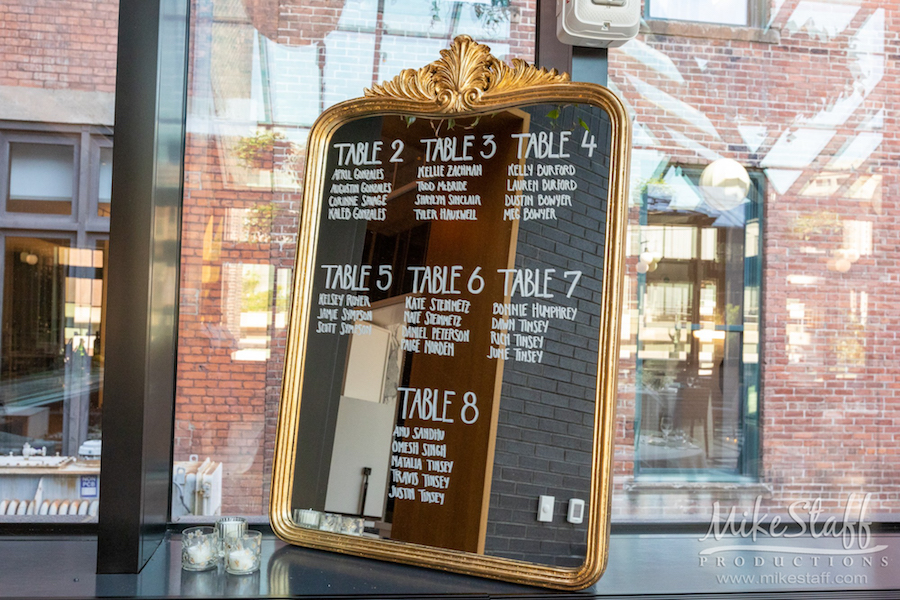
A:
[175, 0, 537, 515]
[0, 0, 118, 92]
[609, 0, 899, 518]
[175, 0, 898, 520]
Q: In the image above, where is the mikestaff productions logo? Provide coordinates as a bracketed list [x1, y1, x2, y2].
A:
[698, 493, 889, 586]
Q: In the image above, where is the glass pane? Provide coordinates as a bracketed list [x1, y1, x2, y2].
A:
[7, 142, 75, 215]
[0, 238, 105, 518]
[630, 169, 761, 478]
[1, 1, 115, 521]
[648, 0, 749, 26]
[610, 2, 893, 534]
[175, 0, 537, 521]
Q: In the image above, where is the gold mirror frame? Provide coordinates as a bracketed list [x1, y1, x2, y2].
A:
[270, 35, 631, 590]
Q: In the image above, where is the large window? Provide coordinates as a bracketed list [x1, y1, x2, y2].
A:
[169, 0, 898, 544]
[0, 127, 112, 520]
[173, 0, 538, 521]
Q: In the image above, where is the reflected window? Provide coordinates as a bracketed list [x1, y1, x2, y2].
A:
[98, 147, 113, 218]
[646, 0, 759, 27]
[0, 126, 111, 521]
[633, 165, 763, 480]
[7, 142, 76, 216]
[223, 263, 274, 361]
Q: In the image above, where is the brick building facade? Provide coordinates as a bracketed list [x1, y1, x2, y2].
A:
[170, 0, 898, 523]
[0, 1, 117, 94]
[609, 1, 898, 519]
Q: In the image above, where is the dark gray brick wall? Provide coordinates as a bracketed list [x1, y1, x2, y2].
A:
[484, 103, 611, 567]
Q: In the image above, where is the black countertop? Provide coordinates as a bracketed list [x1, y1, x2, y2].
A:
[2, 532, 900, 599]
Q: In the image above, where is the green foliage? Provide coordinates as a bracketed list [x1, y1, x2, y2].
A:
[235, 130, 285, 169]
[430, 0, 515, 33]
[243, 204, 277, 243]
[632, 176, 672, 205]
[472, 0, 514, 34]
[241, 266, 272, 313]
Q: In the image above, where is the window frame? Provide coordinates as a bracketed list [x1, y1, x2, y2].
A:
[0, 124, 112, 237]
[0, 129, 81, 227]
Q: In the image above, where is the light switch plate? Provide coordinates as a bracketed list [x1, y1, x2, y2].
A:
[538, 495, 555, 522]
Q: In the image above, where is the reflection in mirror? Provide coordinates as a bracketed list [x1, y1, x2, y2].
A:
[289, 103, 611, 567]
[632, 165, 763, 478]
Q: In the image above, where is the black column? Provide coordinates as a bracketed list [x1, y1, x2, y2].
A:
[537, 0, 609, 85]
[97, 0, 190, 574]
[573, 46, 609, 86]
[536, 0, 572, 74]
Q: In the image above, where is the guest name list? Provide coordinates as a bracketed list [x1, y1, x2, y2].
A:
[313, 118, 598, 510]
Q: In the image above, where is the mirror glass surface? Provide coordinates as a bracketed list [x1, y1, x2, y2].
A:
[289, 102, 613, 568]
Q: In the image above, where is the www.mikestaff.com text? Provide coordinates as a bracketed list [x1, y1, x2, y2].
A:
[716, 571, 867, 586]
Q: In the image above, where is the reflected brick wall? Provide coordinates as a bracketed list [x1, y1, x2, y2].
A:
[175, 0, 900, 523]
[0, 1, 118, 93]
[609, 0, 900, 519]
[176, 0, 537, 515]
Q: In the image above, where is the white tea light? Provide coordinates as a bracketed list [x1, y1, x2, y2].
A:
[187, 543, 212, 565]
[224, 530, 262, 575]
[227, 548, 254, 571]
[181, 526, 218, 571]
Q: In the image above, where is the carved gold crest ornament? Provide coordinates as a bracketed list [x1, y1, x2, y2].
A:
[270, 35, 631, 590]
[365, 35, 569, 112]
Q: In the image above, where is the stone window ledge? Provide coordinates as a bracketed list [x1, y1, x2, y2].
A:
[623, 478, 774, 495]
[641, 19, 781, 44]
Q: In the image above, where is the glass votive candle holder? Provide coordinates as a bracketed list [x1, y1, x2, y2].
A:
[225, 530, 262, 575]
[340, 516, 364, 536]
[292, 508, 320, 529]
[318, 512, 341, 532]
[216, 516, 248, 557]
[181, 526, 218, 571]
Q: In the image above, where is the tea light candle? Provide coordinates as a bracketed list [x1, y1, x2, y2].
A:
[182, 526, 218, 571]
[187, 542, 213, 566]
[224, 530, 261, 575]
[216, 516, 248, 557]
[227, 548, 254, 572]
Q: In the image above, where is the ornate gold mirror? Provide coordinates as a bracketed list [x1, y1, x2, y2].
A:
[270, 36, 630, 590]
